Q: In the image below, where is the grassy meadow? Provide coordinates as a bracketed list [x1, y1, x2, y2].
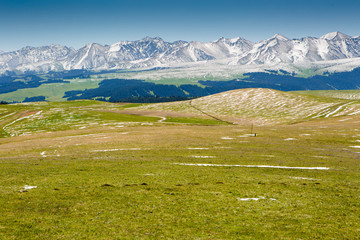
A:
[0, 89, 360, 239]
[0, 79, 102, 103]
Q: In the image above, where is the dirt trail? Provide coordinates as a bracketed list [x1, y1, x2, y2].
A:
[188, 100, 235, 125]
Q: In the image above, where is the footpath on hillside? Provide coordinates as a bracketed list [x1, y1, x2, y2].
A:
[188, 100, 235, 125]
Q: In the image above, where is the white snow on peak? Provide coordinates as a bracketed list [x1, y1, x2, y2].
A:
[141, 36, 164, 42]
[1, 33, 360, 73]
[321, 32, 351, 40]
[228, 37, 251, 44]
[215, 37, 226, 42]
[213, 37, 248, 44]
[272, 34, 290, 41]
[229, 37, 241, 43]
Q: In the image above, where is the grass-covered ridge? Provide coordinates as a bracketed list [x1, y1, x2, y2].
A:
[295, 89, 360, 100]
[134, 88, 360, 125]
[0, 99, 230, 138]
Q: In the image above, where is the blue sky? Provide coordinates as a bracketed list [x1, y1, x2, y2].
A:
[0, 0, 359, 51]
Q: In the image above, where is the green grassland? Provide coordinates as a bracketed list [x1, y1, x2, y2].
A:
[295, 89, 360, 100]
[0, 73, 240, 103]
[0, 79, 102, 102]
[0, 90, 360, 239]
[94, 69, 246, 85]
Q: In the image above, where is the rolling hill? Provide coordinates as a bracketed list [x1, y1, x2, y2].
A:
[133, 88, 360, 125]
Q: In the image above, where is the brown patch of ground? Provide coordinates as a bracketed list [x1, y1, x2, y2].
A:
[21, 111, 39, 117]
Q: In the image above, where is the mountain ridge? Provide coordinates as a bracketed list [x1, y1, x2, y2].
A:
[1, 32, 360, 73]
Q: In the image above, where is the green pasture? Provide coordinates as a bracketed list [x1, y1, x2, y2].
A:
[0, 96, 359, 239]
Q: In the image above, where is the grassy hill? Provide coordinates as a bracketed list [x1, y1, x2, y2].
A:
[1, 88, 360, 137]
[134, 88, 360, 125]
[1, 89, 360, 239]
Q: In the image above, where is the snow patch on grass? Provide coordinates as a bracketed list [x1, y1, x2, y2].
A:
[191, 156, 216, 158]
[24, 185, 37, 190]
[20, 185, 37, 192]
[338, 118, 352, 122]
[187, 148, 209, 150]
[290, 177, 320, 180]
[237, 197, 265, 201]
[91, 148, 144, 152]
[237, 196, 276, 201]
[238, 134, 256, 138]
[324, 102, 354, 118]
[173, 163, 329, 170]
[3, 111, 43, 136]
[0, 112, 16, 121]
[221, 137, 234, 140]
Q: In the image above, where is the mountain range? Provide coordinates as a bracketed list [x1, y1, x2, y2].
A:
[0, 32, 360, 73]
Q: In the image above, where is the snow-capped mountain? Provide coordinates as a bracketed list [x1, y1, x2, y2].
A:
[237, 32, 360, 64]
[0, 32, 359, 73]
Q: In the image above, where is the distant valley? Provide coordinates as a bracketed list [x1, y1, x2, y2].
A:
[1, 67, 360, 103]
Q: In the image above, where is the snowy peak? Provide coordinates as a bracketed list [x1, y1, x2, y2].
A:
[271, 34, 290, 41]
[0, 32, 359, 73]
[172, 40, 188, 45]
[214, 36, 253, 45]
[237, 34, 293, 64]
[321, 32, 351, 41]
[141, 36, 164, 42]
